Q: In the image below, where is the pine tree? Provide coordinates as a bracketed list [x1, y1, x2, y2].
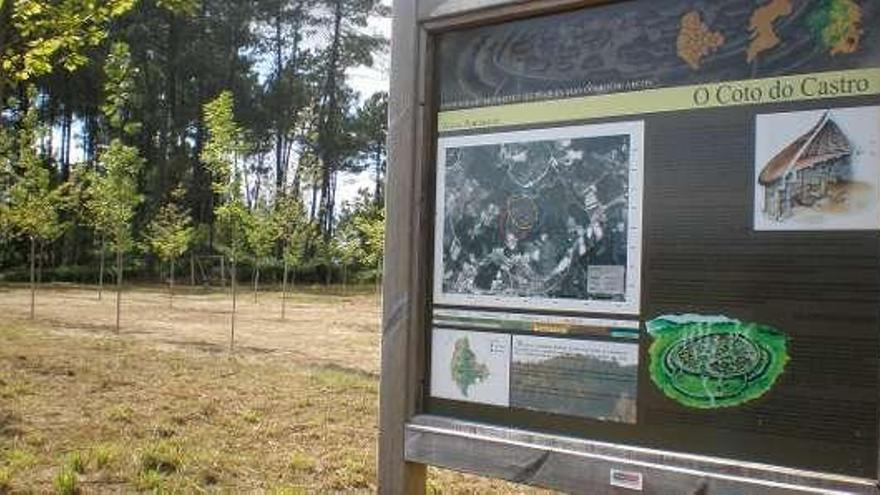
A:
[354, 92, 388, 206]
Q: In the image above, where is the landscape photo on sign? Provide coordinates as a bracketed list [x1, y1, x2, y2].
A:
[510, 335, 638, 423]
[647, 314, 789, 409]
[754, 105, 880, 230]
[429, 328, 511, 406]
[433, 122, 644, 314]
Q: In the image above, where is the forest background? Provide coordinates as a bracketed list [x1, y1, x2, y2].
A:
[0, 0, 390, 297]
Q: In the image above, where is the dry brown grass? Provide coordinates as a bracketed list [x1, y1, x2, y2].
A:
[0, 284, 549, 493]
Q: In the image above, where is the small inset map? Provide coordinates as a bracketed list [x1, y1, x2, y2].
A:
[808, 0, 863, 56]
[747, 0, 793, 63]
[430, 329, 510, 406]
[677, 10, 725, 70]
[450, 337, 489, 396]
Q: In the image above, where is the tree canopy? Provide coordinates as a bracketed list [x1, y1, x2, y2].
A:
[0, 0, 389, 289]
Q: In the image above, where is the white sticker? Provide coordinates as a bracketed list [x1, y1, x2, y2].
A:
[610, 469, 643, 491]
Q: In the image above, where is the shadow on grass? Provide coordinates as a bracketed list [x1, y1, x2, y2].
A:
[36, 317, 117, 335]
[314, 362, 379, 381]
[159, 339, 278, 356]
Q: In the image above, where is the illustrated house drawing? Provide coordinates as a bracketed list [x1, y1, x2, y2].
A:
[758, 112, 853, 221]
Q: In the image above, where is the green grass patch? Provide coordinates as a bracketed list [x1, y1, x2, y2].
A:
[0, 378, 32, 399]
[63, 451, 86, 474]
[241, 409, 262, 425]
[53, 467, 79, 495]
[3, 448, 38, 471]
[0, 466, 12, 492]
[107, 404, 134, 423]
[133, 468, 165, 491]
[91, 443, 119, 470]
[310, 368, 376, 394]
[287, 452, 316, 473]
[138, 440, 184, 475]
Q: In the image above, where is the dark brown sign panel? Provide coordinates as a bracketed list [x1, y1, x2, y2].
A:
[425, 0, 880, 480]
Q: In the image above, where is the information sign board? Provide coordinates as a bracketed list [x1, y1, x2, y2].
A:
[379, 0, 880, 493]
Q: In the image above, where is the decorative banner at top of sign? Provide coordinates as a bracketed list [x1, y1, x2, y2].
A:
[647, 314, 789, 409]
[437, 0, 879, 110]
[438, 68, 880, 132]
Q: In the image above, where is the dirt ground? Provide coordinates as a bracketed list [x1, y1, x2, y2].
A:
[0, 284, 549, 493]
[0, 284, 382, 375]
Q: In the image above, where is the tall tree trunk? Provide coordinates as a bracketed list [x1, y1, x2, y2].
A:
[0, 0, 12, 105]
[253, 265, 259, 303]
[58, 108, 72, 181]
[115, 249, 123, 333]
[317, 0, 343, 241]
[230, 254, 236, 352]
[98, 237, 105, 300]
[281, 260, 288, 319]
[29, 237, 36, 320]
[376, 258, 382, 298]
[274, 7, 285, 196]
[37, 242, 43, 284]
[169, 258, 175, 309]
[162, 9, 180, 195]
[85, 112, 99, 165]
[309, 182, 318, 221]
[374, 146, 382, 206]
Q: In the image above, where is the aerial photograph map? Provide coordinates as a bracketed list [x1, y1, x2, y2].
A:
[435, 123, 643, 313]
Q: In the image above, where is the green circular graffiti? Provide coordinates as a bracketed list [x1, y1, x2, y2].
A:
[647, 315, 789, 409]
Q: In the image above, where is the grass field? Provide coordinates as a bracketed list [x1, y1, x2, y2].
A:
[0, 284, 548, 493]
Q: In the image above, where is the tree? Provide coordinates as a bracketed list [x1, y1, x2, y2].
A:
[201, 90, 247, 351]
[0, 0, 393, 299]
[0, 0, 137, 105]
[339, 190, 383, 263]
[0, 120, 15, 242]
[80, 169, 113, 300]
[2, 88, 69, 319]
[245, 203, 278, 303]
[353, 91, 388, 206]
[254, 0, 315, 197]
[274, 192, 310, 318]
[85, 42, 145, 332]
[332, 227, 359, 294]
[312, 0, 387, 240]
[354, 206, 384, 282]
[146, 186, 194, 308]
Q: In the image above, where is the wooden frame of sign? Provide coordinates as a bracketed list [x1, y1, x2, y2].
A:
[379, 0, 880, 493]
